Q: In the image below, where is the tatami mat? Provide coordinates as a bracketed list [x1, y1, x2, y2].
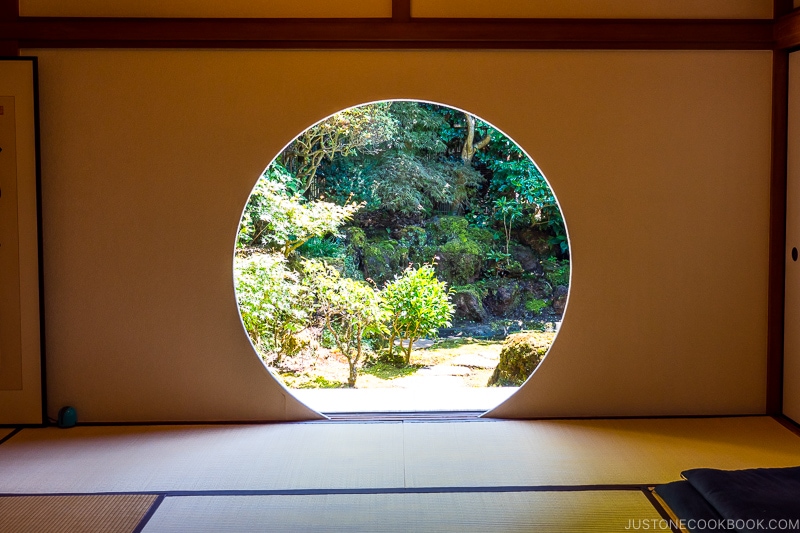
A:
[403, 417, 800, 487]
[141, 491, 660, 532]
[0, 417, 797, 495]
[0, 423, 405, 493]
[0, 494, 157, 533]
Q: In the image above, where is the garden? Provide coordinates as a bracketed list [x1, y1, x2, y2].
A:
[234, 101, 569, 390]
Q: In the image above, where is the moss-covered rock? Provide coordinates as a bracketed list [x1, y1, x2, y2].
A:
[426, 216, 469, 245]
[451, 291, 487, 323]
[488, 331, 555, 386]
[435, 238, 484, 286]
[420, 216, 492, 286]
[425, 216, 493, 249]
[362, 238, 409, 286]
[542, 258, 570, 287]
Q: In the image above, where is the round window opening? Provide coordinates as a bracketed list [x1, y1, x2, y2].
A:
[234, 100, 570, 413]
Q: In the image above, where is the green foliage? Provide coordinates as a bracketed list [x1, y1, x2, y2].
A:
[382, 264, 454, 365]
[368, 155, 480, 215]
[343, 226, 366, 248]
[323, 102, 484, 216]
[422, 216, 492, 285]
[426, 216, 492, 249]
[493, 196, 523, 261]
[479, 128, 566, 246]
[297, 236, 345, 259]
[238, 166, 362, 256]
[397, 226, 428, 249]
[303, 259, 387, 387]
[486, 249, 511, 264]
[234, 252, 312, 362]
[524, 298, 549, 315]
[425, 216, 468, 245]
[282, 103, 397, 195]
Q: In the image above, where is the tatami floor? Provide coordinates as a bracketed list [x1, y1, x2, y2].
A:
[1, 416, 799, 532]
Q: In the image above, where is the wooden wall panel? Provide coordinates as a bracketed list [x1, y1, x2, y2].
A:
[412, 0, 772, 19]
[19, 0, 392, 19]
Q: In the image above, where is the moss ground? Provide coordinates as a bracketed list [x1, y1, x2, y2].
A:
[275, 337, 510, 389]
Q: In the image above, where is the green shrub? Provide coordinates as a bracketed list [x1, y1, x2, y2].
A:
[303, 259, 387, 387]
[237, 167, 362, 257]
[426, 216, 469, 245]
[425, 216, 491, 250]
[382, 264, 454, 365]
[234, 252, 312, 363]
[297, 236, 345, 258]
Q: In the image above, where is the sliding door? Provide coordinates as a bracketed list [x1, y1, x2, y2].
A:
[0, 58, 42, 424]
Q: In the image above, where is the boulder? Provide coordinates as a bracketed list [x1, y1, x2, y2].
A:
[435, 247, 484, 285]
[451, 291, 488, 323]
[519, 279, 552, 300]
[483, 281, 520, 316]
[515, 227, 553, 256]
[509, 244, 543, 275]
[488, 331, 555, 386]
[552, 285, 569, 315]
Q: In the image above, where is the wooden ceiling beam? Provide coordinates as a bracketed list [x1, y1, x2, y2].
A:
[1, 17, 774, 50]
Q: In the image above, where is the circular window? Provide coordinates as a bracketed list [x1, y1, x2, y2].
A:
[234, 100, 569, 412]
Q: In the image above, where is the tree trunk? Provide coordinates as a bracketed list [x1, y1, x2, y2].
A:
[461, 113, 491, 164]
[386, 332, 396, 360]
[404, 337, 416, 365]
[347, 359, 357, 388]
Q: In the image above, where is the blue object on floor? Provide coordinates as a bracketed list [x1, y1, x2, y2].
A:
[57, 406, 77, 428]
